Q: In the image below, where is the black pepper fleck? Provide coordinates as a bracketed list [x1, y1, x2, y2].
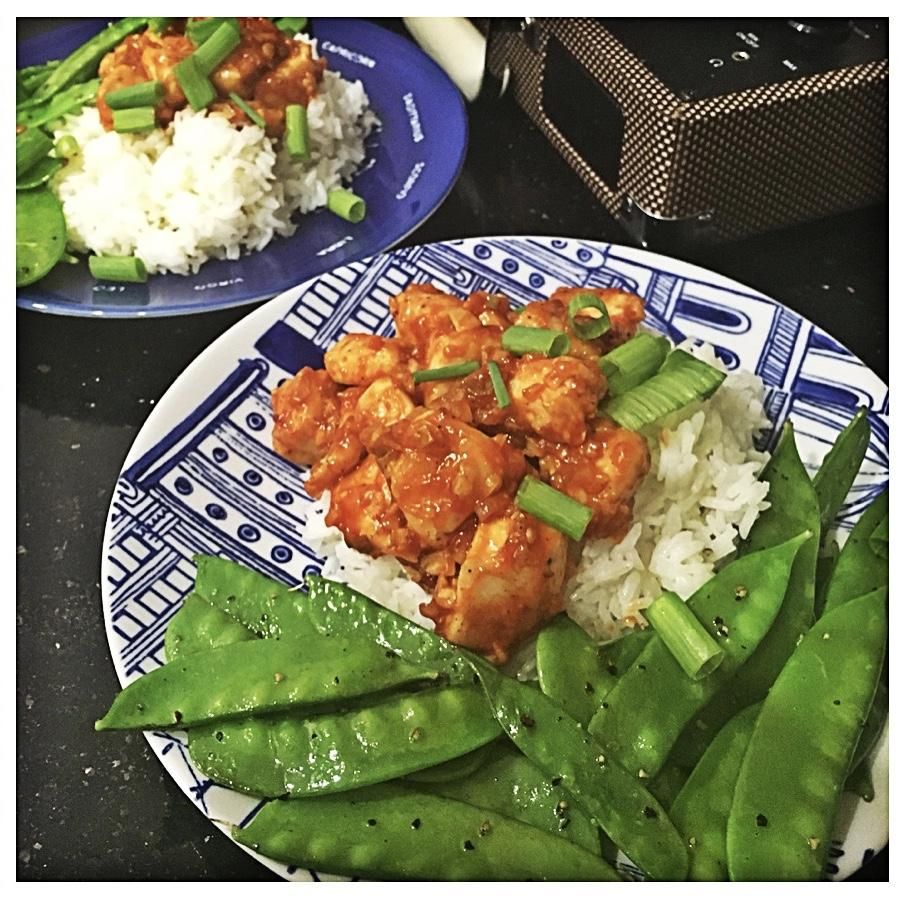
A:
[833, 699, 841, 706]
[367, 819, 377, 827]
[756, 814, 768, 827]
[411, 818, 421, 830]
[644, 806, 657, 819]
[551, 776, 563, 786]
[637, 664, 647, 671]
[605, 663, 618, 676]
[520, 713, 536, 728]
[463, 840, 475, 851]
[584, 681, 594, 694]
[333, 676, 340, 685]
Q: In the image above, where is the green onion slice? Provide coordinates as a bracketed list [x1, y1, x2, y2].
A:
[193, 20, 242, 75]
[186, 17, 239, 47]
[174, 56, 216, 111]
[603, 349, 726, 431]
[112, 107, 156, 133]
[598, 333, 671, 397]
[327, 188, 367, 224]
[568, 292, 611, 340]
[274, 16, 309, 35]
[285, 103, 310, 160]
[89, 255, 148, 283]
[147, 17, 175, 34]
[642, 590, 725, 680]
[104, 80, 164, 110]
[501, 325, 570, 358]
[413, 360, 480, 384]
[515, 477, 593, 542]
[487, 360, 510, 408]
[229, 92, 266, 128]
[54, 135, 80, 159]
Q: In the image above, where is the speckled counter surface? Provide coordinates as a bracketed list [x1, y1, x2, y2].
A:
[17, 18, 887, 882]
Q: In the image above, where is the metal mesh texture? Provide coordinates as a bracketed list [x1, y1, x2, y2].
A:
[488, 18, 887, 240]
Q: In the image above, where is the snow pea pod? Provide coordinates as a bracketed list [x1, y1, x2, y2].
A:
[588, 531, 808, 778]
[19, 60, 61, 94]
[164, 592, 256, 662]
[95, 635, 439, 731]
[404, 740, 502, 784]
[304, 575, 471, 681]
[470, 658, 688, 881]
[26, 18, 147, 103]
[812, 407, 870, 537]
[16, 78, 100, 128]
[726, 588, 887, 881]
[192, 554, 319, 641]
[671, 425, 819, 769]
[189, 686, 501, 797]
[600, 629, 652, 678]
[535, 614, 617, 725]
[232, 785, 621, 881]
[428, 742, 601, 854]
[669, 704, 761, 881]
[16, 156, 63, 191]
[16, 188, 66, 287]
[819, 488, 888, 615]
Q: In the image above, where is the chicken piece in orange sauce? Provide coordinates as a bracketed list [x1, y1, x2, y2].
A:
[271, 282, 653, 662]
[96, 18, 325, 136]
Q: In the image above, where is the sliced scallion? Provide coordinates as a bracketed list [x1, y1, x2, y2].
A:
[598, 332, 671, 397]
[487, 360, 510, 408]
[501, 325, 569, 358]
[104, 80, 164, 110]
[642, 590, 725, 680]
[112, 107, 156, 133]
[54, 135, 80, 159]
[89, 255, 148, 283]
[327, 188, 367, 224]
[515, 477, 593, 542]
[413, 360, 480, 384]
[193, 20, 242, 75]
[174, 56, 216, 111]
[274, 16, 309, 35]
[603, 349, 726, 430]
[186, 17, 239, 47]
[568, 292, 611, 340]
[285, 103, 310, 160]
[229, 92, 266, 128]
[147, 17, 175, 33]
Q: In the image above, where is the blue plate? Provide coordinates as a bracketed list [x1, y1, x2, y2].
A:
[16, 18, 467, 318]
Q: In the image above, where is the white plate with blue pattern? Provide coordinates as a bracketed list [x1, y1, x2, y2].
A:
[101, 236, 889, 881]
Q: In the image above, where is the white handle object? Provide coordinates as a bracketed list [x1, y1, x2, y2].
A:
[403, 17, 487, 101]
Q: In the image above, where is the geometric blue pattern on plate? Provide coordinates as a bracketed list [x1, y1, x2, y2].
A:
[101, 237, 889, 880]
[16, 18, 467, 318]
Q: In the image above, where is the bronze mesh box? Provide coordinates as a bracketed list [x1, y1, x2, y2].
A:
[485, 18, 887, 245]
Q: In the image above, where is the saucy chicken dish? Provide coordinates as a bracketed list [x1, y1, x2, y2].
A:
[97, 17, 325, 135]
[272, 284, 652, 663]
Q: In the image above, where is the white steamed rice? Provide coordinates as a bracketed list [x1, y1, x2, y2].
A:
[50, 38, 377, 275]
[300, 337, 772, 648]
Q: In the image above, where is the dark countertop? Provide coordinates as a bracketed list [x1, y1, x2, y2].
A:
[17, 18, 887, 882]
